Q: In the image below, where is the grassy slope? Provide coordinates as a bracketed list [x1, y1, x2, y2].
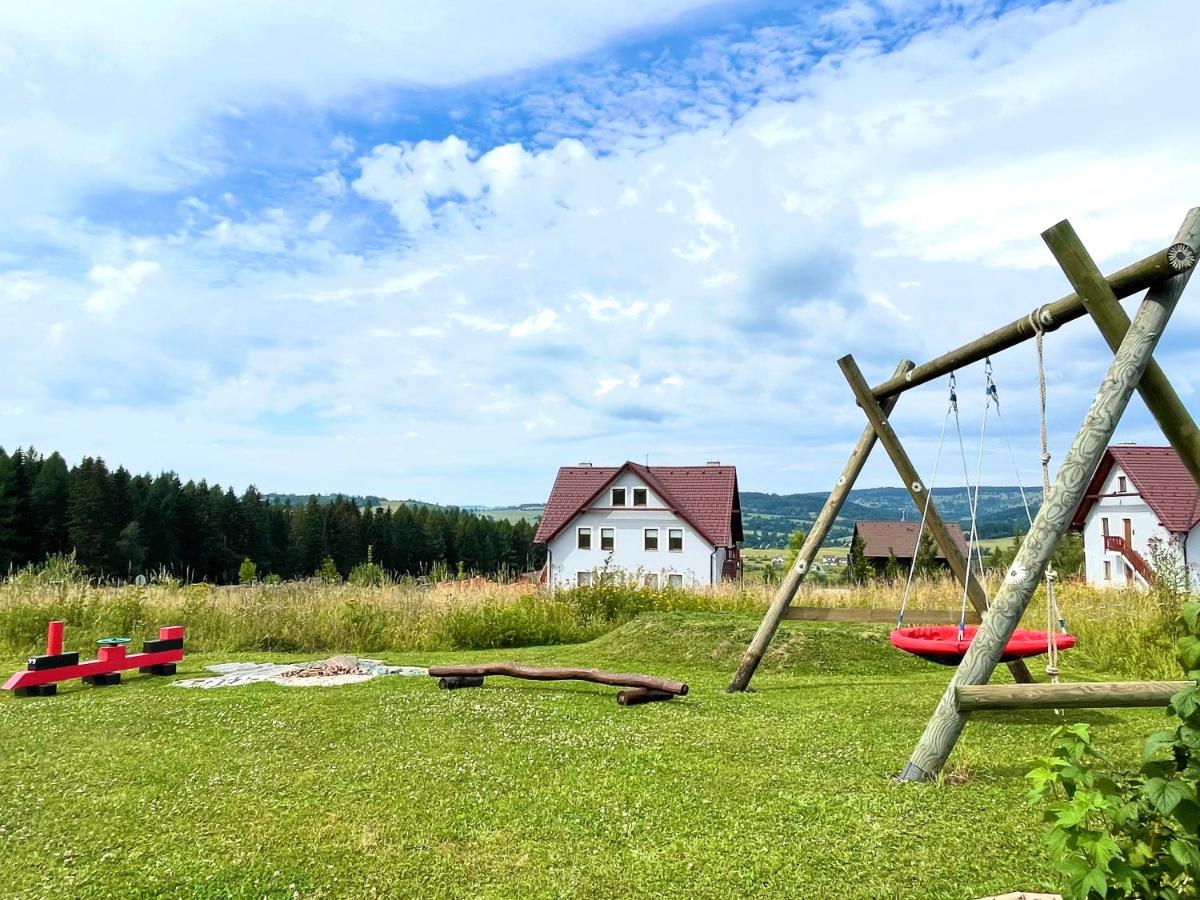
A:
[0, 612, 1160, 899]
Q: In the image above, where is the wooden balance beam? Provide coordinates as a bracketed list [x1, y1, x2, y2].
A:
[428, 662, 687, 705]
[955, 681, 1193, 712]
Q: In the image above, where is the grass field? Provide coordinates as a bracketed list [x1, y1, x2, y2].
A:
[0, 612, 1170, 899]
[0, 573, 1184, 897]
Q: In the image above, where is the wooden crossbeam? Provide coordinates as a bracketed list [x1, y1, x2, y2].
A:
[782, 607, 980, 625]
[956, 681, 1191, 711]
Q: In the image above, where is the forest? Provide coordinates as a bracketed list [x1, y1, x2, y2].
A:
[0, 447, 542, 583]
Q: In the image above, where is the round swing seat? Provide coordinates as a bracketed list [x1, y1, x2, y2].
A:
[890, 624, 1076, 666]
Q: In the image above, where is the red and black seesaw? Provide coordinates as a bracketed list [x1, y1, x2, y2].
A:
[3, 620, 185, 697]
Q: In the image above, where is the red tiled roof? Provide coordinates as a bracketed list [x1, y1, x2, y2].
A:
[1071, 445, 1200, 533]
[533, 462, 742, 547]
[854, 520, 969, 560]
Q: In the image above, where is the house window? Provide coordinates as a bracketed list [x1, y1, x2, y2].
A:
[633, 487, 647, 507]
[612, 487, 626, 506]
[577, 571, 592, 587]
[1103, 560, 1112, 581]
[1118, 475, 1127, 493]
[668, 528, 683, 552]
[600, 527, 615, 551]
[644, 528, 659, 551]
[644, 573, 658, 589]
[667, 573, 683, 588]
[577, 527, 592, 550]
[1101, 517, 1110, 537]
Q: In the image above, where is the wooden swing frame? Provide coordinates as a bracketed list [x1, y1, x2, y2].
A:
[726, 209, 1200, 781]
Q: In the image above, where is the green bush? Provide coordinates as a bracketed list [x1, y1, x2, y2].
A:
[1027, 601, 1200, 898]
[238, 558, 258, 584]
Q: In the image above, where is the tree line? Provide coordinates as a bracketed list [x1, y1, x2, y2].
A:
[0, 447, 543, 583]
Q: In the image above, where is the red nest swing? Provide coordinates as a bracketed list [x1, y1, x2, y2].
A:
[890, 624, 1076, 666]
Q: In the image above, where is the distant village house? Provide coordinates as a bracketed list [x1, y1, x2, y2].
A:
[1071, 444, 1200, 589]
[851, 520, 969, 576]
[534, 461, 743, 588]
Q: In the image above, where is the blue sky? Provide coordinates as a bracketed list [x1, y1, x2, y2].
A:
[2, 0, 1199, 505]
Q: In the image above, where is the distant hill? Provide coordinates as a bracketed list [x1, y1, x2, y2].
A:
[265, 493, 389, 508]
[740, 486, 1040, 549]
[266, 486, 1040, 549]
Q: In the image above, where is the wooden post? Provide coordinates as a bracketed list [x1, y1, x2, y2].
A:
[868, 240, 1194, 400]
[898, 214, 1198, 782]
[839, 355, 1035, 685]
[1043, 213, 1200, 484]
[956, 680, 1192, 711]
[727, 360, 913, 693]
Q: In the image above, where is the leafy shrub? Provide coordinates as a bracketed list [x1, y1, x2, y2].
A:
[348, 546, 387, 587]
[238, 558, 258, 584]
[1027, 601, 1200, 898]
[316, 556, 342, 584]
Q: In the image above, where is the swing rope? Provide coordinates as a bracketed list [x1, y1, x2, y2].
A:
[897, 375, 955, 628]
[955, 361, 993, 640]
[1028, 311, 1064, 682]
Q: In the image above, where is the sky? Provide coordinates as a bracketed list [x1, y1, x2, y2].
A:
[2, 0, 1199, 506]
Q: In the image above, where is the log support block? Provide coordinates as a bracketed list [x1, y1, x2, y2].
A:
[438, 676, 485, 690]
[616, 688, 675, 706]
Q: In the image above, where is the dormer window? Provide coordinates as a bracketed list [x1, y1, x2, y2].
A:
[633, 487, 648, 507]
[612, 487, 626, 506]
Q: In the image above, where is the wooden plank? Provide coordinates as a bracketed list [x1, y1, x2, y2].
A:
[727, 361, 913, 693]
[839, 354, 1034, 685]
[427, 662, 688, 696]
[956, 681, 1192, 711]
[782, 606, 980, 625]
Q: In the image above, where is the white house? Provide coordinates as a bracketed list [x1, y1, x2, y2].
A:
[534, 461, 743, 589]
[1071, 445, 1200, 589]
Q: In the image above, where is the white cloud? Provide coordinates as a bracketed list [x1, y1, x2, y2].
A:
[0, 1, 717, 219]
[509, 309, 560, 338]
[83, 261, 161, 318]
[3, 0, 1198, 504]
[450, 312, 508, 332]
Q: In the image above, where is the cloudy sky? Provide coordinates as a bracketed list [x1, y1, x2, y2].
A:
[2, 0, 1198, 505]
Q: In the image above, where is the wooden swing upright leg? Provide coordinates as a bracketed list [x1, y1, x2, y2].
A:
[1044, 216, 1200, 483]
[839, 356, 1035, 685]
[727, 360, 913, 693]
[899, 212, 1200, 782]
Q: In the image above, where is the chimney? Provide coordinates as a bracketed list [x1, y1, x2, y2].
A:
[578, 461, 592, 467]
[706, 459, 721, 466]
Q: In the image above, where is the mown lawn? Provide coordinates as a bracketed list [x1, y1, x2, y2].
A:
[0, 612, 1167, 899]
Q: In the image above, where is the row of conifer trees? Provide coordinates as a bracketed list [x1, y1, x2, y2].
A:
[0, 447, 542, 583]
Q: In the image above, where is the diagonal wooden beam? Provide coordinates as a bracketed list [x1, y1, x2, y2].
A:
[727, 360, 913, 692]
[838, 354, 1035, 685]
[1042, 213, 1200, 485]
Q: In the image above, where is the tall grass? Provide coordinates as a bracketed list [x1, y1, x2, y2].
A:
[0, 558, 1184, 679]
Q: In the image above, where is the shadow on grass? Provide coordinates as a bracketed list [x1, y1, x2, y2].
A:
[972, 708, 1122, 726]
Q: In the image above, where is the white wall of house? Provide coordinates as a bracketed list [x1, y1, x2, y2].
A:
[544, 472, 720, 588]
[1082, 463, 1174, 588]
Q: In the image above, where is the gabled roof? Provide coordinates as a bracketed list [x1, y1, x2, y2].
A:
[853, 520, 969, 560]
[533, 462, 742, 547]
[1071, 445, 1200, 533]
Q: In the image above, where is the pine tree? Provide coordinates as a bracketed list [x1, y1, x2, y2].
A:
[31, 451, 70, 558]
[914, 530, 939, 578]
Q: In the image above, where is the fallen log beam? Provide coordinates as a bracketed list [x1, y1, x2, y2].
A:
[427, 663, 688, 696]
[955, 681, 1194, 711]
